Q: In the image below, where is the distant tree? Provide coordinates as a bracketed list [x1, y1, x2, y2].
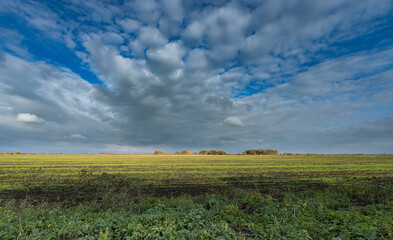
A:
[245, 149, 279, 155]
[208, 150, 218, 155]
[154, 150, 163, 155]
[199, 150, 208, 155]
[218, 150, 226, 155]
[181, 150, 191, 155]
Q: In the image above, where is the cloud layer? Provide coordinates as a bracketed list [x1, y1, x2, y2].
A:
[0, 0, 392, 153]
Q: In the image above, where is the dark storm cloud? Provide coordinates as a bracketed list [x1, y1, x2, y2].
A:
[0, 0, 392, 153]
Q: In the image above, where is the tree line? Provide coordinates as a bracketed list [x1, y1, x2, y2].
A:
[154, 150, 228, 155]
[153, 149, 280, 155]
[242, 149, 279, 155]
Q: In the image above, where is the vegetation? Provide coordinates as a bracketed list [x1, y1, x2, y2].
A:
[244, 149, 279, 155]
[199, 150, 226, 155]
[218, 150, 226, 155]
[154, 150, 173, 155]
[154, 150, 163, 155]
[0, 154, 392, 239]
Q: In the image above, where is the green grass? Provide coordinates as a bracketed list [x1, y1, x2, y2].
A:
[1, 154, 393, 190]
[0, 154, 392, 239]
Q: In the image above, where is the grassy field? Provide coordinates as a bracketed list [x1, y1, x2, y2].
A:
[1, 154, 393, 239]
[2, 154, 393, 190]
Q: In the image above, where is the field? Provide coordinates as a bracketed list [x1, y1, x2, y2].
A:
[1, 154, 393, 239]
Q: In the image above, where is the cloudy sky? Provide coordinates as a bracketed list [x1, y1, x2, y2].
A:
[0, 0, 392, 153]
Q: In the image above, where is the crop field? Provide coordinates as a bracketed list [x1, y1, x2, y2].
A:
[1, 154, 393, 190]
[1, 154, 393, 239]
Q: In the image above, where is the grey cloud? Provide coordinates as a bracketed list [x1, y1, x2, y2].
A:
[240, 0, 393, 64]
[80, 36, 249, 149]
[147, 41, 186, 75]
[277, 49, 393, 100]
[218, 136, 237, 141]
[0, 28, 30, 58]
[235, 49, 393, 153]
[184, 48, 210, 72]
[158, 0, 184, 36]
[184, 4, 251, 45]
[68, 134, 87, 140]
[205, 96, 234, 111]
[129, 26, 168, 57]
[0, 52, 113, 150]
[136, 26, 167, 48]
[76, 1, 393, 152]
[124, 0, 160, 25]
[183, 3, 251, 64]
[0, 50, 4, 62]
[1, 0, 393, 153]
[161, 0, 183, 22]
[0, 0, 66, 40]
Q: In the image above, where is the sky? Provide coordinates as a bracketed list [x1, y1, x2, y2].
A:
[0, 0, 393, 154]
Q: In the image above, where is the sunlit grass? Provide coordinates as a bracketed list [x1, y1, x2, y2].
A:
[1, 154, 392, 190]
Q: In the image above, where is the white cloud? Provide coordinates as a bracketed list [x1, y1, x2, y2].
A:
[184, 4, 251, 45]
[129, 26, 168, 57]
[133, 26, 167, 48]
[117, 18, 141, 33]
[224, 116, 244, 127]
[17, 113, 44, 124]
